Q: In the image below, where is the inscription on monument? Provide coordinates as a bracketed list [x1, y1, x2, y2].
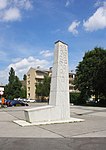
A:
[59, 45, 67, 82]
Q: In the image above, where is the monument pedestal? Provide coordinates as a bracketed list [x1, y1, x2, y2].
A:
[24, 105, 70, 123]
[14, 41, 84, 126]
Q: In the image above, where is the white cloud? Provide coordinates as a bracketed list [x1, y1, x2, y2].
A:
[94, 0, 106, 7]
[40, 50, 53, 57]
[24, 0, 33, 10]
[2, 7, 21, 22]
[0, 0, 8, 10]
[65, 0, 74, 7]
[65, 0, 70, 7]
[11, 57, 22, 63]
[8, 56, 49, 80]
[8, 56, 49, 71]
[83, 5, 106, 31]
[0, 56, 51, 84]
[68, 20, 80, 35]
[13, 0, 33, 10]
[0, 0, 32, 22]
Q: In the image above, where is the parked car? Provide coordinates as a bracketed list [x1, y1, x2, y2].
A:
[26, 99, 36, 103]
[0, 99, 1, 104]
[5, 99, 11, 106]
[5, 99, 29, 107]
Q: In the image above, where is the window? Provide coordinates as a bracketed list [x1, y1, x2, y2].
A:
[28, 87, 30, 91]
[28, 81, 30, 84]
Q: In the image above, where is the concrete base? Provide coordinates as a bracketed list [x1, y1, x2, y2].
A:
[13, 118, 84, 127]
[16, 105, 84, 127]
[24, 105, 71, 123]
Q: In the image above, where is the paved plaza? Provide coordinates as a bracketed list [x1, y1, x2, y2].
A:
[0, 103, 106, 149]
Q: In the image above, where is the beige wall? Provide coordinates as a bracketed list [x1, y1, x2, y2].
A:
[27, 68, 36, 99]
[26, 68, 78, 100]
[26, 68, 49, 99]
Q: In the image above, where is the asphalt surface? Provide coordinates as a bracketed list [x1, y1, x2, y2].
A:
[0, 103, 106, 149]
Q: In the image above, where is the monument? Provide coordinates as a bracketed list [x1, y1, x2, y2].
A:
[49, 40, 70, 120]
[14, 40, 83, 126]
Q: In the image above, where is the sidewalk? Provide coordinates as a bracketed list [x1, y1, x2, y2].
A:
[0, 103, 106, 138]
[0, 104, 106, 150]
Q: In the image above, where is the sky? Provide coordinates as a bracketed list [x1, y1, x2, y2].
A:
[0, 0, 106, 85]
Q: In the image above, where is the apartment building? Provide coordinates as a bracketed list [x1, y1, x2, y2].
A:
[26, 67, 77, 100]
[27, 67, 51, 99]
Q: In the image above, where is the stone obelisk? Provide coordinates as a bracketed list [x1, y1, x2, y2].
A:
[49, 40, 70, 120]
[23, 40, 70, 123]
[14, 40, 84, 126]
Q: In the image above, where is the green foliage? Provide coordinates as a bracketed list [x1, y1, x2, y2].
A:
[13, 76, 22, 98]
[20, 86, 27, 98]
[4, 67, 22, 99]
[23, 74, 27, 81]
[70, 92, 80, 104]
[9, 67, 15, 84]
[70, 92, 86, 105]
[36, 75, 51, 99]
[36, 82, 43, 97]
[75, 47, 106, 102]
[42, 75, 51, 97]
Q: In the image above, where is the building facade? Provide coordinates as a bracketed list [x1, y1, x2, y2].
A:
[26, 67, 78, 100]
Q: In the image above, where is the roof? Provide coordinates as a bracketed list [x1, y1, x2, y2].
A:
[55, 40, 68, 46]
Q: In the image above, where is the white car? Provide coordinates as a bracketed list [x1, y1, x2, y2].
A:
[26, 99, 36, 103]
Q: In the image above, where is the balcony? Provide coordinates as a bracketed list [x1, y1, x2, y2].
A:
[35, 75, 44, 79]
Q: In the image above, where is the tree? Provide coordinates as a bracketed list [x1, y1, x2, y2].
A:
[9, 67, 15, 84]
[42, 75, 51, 97]
[20, 74, 27, 98]
[36, 82, 43, 98]
[20, 87, 27, 98]
[5, 67, 16, 99]
[4, 67, 22, 99]
[13, 76, 22, 98]
[75, 47, 106, 102]
[36, 75, 51, 100]
[23, 74, 27, 81]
